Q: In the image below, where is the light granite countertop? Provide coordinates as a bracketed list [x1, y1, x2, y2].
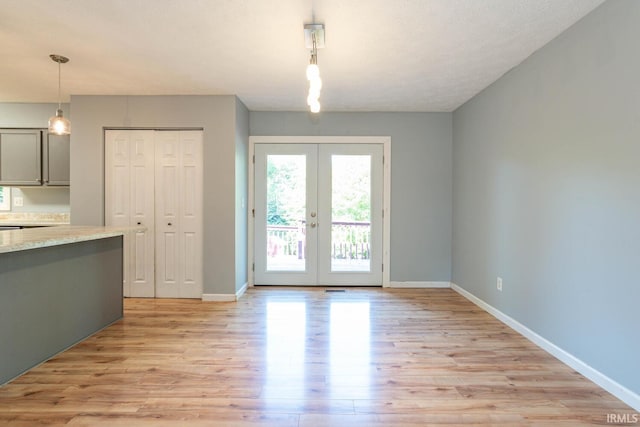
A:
[0, 225, 141, 254]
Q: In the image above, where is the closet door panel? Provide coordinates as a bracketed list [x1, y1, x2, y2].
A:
[105, 130, 155, 298]
[183, 232, 197, 282]
[128, 131, 155, 297]
[105, 131, 131, 296]
[155, 131, 203, 298]
[162, 232, 178, 283]
[106, 131, 131, 227]
[177, 131, 203, 298]
[112, 166, 130, 221]
[133, 231, 148, 282]
[155, 132, 182, 298]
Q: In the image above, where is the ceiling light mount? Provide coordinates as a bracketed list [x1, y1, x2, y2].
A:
[304, 24, 325, 49]
[50, 54, 69, 65]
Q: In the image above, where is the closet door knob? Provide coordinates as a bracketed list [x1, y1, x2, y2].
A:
[168, 222, 172, 226]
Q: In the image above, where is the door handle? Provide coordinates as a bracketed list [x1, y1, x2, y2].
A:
[168, 222, 172, 226]
[309, 222, 317, 228]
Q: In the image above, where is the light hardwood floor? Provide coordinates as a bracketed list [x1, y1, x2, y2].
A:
[0, 288, 635, 426]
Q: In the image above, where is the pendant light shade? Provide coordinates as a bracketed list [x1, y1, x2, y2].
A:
[48, 54, 71, 135]
[49, 109, 71, 135]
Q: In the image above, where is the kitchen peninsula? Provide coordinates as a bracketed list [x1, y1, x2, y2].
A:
[0, 226, 127, 385]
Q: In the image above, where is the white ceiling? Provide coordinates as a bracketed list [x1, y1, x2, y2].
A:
[0, 0, 605, 112]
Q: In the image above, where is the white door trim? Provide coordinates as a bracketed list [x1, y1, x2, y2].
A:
[249, 136, 391, 287]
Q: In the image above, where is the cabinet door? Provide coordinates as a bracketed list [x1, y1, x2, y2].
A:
[43, 133, 70, 186]
[0, 129, 42, 186]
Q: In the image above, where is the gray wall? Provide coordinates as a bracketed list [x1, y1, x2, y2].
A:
[250, 112, 452, 282]
[0, 102, 69, 128]
[70, 95, 244, 295]
[452, 0, 639, 395]
[235, 100, 249, 292]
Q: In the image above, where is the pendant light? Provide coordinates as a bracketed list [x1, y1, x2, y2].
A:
[304, 24, 324, 113]
[48, 54, 71, 135]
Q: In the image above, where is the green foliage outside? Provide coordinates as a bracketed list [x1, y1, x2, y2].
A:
[266, 155, 371, 226]
[331, 155, 371, 222]
[267, 155, 306, 226]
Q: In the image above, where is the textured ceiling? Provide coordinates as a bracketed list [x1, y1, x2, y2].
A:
[0, 0, 605, 112]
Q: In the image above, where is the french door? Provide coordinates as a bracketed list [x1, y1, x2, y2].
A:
[254, 143, 383, 286]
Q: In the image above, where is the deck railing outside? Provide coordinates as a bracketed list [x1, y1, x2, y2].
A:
[267, 221, 371, 260]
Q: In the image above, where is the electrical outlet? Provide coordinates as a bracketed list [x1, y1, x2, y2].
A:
[13, 196, 23, 207]
[497, 277, 503, 291]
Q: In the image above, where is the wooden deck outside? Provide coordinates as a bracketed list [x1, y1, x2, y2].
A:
[0, 287, 635, 426]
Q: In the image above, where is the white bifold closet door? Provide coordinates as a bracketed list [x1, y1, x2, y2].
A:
[105, 129, 203, 298]
[154, 131, 203, 298]
[105, 130, 156, 297]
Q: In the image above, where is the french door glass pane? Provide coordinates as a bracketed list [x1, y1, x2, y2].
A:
[331, 155, 371, 272]
[266, 155, 306, 271]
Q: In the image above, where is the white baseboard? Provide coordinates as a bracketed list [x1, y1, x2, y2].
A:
[450, 283, 640, 411]
[236, 282, 248, 299]
[388, 281, 451, 288]
[201, 282, 248, 302]
[201, 293, 236, 302]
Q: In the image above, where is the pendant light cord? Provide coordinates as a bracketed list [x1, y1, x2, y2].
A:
[57, 60, 62, 111]
[310, 32, 317, 65]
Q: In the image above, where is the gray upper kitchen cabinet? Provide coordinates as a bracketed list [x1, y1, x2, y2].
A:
[43, 133, 70, 186]
[0, 129, 42, 186]
[0, 129, 70, 187]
